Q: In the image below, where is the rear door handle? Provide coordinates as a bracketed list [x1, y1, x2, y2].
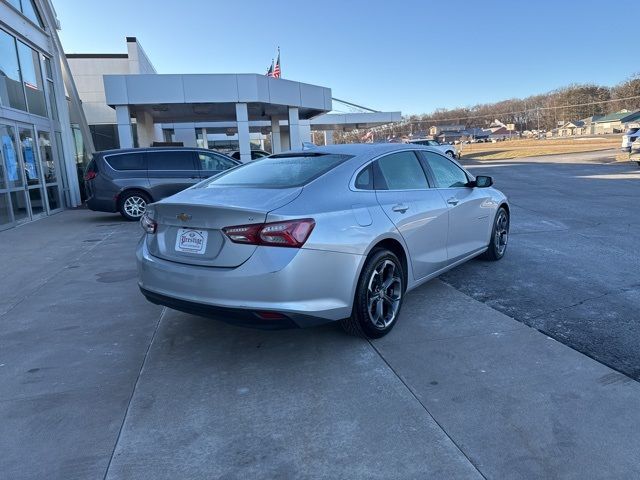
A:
[392, 204, 409, 213]
[447, 198, 459, 206]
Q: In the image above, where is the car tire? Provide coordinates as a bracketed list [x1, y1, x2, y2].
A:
[341, 248, 405, 339]
[445, 150, 456, 159]
[482, 206, 509, 261]
[119, 190, 151, 221]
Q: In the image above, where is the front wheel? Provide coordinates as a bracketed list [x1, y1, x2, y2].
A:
[445, 150, 456, 159]
[341, 249, 405, 338]
[482, 207, 509, 261]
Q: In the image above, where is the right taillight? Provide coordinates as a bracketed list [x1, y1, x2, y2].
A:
[140, 213, 157, 234]
[84, 170, 97, 181]
[223, 219, 315, 248]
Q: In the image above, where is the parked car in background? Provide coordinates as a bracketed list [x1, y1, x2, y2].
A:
[84, 147, 240, 220]
[227, 149, 271, 161]
[408, 139, 457, 158]
[621, 127, 640, 152]
[137, 143, 509, 338]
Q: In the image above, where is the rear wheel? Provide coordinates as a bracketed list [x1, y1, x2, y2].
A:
[482, 207, 509, 260]
[341, 249, 404, 338]
[445, 150, 456, 159]
[119, 191, 150, 221]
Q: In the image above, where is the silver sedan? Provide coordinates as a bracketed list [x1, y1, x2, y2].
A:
[136, 143, 509, 338]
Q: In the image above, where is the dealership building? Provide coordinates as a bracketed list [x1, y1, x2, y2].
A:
[0, 0, 93, 231]
[0, 1, 400, 231]
[67, 37, 401, 163]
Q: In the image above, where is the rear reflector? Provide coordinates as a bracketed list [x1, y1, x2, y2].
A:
[223, 219, 315, 248]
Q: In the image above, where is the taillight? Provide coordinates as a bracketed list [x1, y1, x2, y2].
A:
[223, 219, 315, 248]
[84, 171, 97, 181]
[140, 213, 157, 234]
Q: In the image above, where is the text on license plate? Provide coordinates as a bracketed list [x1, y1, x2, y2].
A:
[175, 228, 208, 254]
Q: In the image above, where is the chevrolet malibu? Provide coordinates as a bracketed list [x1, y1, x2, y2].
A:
[136, 143, 509, 338]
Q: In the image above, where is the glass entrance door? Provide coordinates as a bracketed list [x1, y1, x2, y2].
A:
[18, 125, 47, 218]
[36, 130, 63, 212]
[0, 123, 29, 229]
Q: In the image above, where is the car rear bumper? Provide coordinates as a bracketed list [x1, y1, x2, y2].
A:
[86, 195, 117, 213]
[136, 237, 364, 328]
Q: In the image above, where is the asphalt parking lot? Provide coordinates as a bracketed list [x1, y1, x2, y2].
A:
[450, 149, 640, 380]
[1, 150, 640, 479]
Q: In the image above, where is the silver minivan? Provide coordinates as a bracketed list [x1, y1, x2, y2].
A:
[84, 147, 240, 220]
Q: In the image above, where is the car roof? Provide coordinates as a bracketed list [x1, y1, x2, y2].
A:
[95, 147, 227, 156]
[282, 142, 442, 157]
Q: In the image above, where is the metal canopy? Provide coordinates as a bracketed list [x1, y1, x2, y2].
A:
[104, 73, 332, 122]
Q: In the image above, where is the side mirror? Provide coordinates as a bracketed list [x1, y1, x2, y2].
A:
[474, 175, 493, 188]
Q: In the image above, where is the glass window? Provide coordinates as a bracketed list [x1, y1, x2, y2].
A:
[0, 30, 27, 111]
[37, 131, 56, 183]
[17, 41, 47, 117]
[1, 124, 22, 188]
[0, 193, 11, 227]
[19, 127, 40, 185]
[376, 151, 429, 190]
[28, 187, 44, 215]
[147, 151, 195, 170]
[202, 154, 350, 189]
[198, 152, 237, 171]
[10, 191, 28, 221]
[354, 165, 373, 190]
[106, 153, 146, 171]
[423, 152, 469, 188]
[46, 185, 60, 210]
[20, 0, 44, 27]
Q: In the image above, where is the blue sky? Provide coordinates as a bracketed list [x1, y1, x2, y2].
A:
[55, 0, 628, 115]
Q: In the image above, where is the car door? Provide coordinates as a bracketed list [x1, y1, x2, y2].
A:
[196, 151, 239, 179]
[420, 150, 494, 262]
[373, 150, 449, 280]
[146, 150, 200, 200]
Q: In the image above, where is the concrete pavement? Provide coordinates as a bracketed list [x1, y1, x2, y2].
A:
[1, 200, 640, 479]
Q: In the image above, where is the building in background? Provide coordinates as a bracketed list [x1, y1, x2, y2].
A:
[67, 37, 401, 162]
[0, 0, 93, 231]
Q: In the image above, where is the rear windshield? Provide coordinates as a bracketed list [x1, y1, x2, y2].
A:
[200, 153, 351, 188]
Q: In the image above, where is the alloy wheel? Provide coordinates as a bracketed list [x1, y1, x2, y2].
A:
[366, 259, 402, 329]
[495, 210, 509, 255]
[124, 196, 147, 218]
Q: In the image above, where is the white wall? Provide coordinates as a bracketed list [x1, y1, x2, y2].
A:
[67, 57, 130, 124]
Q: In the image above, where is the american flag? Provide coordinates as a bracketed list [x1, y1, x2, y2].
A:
[266, 59, 274, 77]
[273, 49, 281, 78]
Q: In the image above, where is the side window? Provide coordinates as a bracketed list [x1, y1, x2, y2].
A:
[106, 153, 146, 170]
[198, 152, 237, 171]
[147, 151, 196, 171]
[375, 151, 429, 190]
[423, 152, 469, 188]
[354, 164, 373, 190]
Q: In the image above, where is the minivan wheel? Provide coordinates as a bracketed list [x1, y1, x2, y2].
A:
[119, 191, 150, 221]
[481, 206, 509, 261]
[341, 249, 404, 339]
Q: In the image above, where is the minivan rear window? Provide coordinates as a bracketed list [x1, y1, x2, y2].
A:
[200, 153, 351, 188]
[105, 153, 146, 170]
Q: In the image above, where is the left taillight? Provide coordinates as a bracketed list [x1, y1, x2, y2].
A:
[140, 213, 157, 234]
[223, 218, 315, 248]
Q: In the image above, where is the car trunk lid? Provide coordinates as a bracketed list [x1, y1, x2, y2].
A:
[146, 186, 302, 267]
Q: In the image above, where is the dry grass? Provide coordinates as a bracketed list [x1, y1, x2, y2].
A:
[459, 136, 621, 160]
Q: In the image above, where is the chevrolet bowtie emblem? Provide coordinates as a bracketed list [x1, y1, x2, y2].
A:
[177, 213, 192, 222]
